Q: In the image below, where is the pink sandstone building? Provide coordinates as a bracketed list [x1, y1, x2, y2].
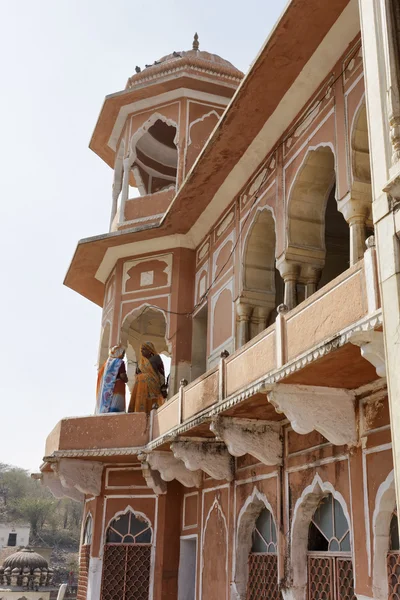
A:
[38, 1, 400, 599]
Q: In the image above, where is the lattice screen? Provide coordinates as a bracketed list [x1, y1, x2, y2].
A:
[388, 552, 400, 600]
[308, 556, 356, 600]
[246, 553, 280, 600]
[101, 544, 151, 600]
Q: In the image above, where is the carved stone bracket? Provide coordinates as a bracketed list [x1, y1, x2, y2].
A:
[42, 471, 84, 502]
[267, 384, 356, 445]
[210, 417, 282, 466]
[144, 451, 202, 488]
[53, 459, 103, 497]
[171, 441, 234, 481]
[138, 455, 167, 495]
[350, 330, 386, 378]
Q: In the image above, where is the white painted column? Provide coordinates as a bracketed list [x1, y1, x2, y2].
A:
[359, 0, 400, 515]
[86, 557, 103, 600]
[236, 302, 253, 348]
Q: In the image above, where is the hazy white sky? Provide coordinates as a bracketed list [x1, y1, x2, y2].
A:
[0, 0, 287, 471]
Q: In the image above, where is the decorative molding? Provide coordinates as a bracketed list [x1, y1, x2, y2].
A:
[144, 451, 202, 488]
[350, 330, 386, 377]
[268, 384, 356, 445]
[210, 417, 282, 466]
[42, 471, 84, 503]
[53, 459, 103, 497]
[47, 446, 145, 459]
[171, 441, 234, 481]
[138, 456, 167, 495]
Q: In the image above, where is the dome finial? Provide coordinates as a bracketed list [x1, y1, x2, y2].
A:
[193, 32, 199, 51]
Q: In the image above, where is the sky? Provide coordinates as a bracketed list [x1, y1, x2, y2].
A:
[0, 0, 287, 471]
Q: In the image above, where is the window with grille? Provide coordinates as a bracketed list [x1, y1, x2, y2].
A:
[246, 507, 280, 600]
[387, 510, 400, 600]
[100, 510, 152, 600]
[308, 494, 356, 600]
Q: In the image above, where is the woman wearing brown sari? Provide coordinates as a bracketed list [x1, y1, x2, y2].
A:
[128, 342, 165, 413]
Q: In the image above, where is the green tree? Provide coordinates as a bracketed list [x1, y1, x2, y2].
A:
[11, 497, 55, 537]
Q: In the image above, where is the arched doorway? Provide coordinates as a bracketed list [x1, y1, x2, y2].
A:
[307, 494, 355, 600]
[387, 510, 400, 599]
[121, 305, 170, 392]
[284, 146, 350, 307]
[246, 507, 279, 600]
[131, 116, 178, 196]
[100, 509, 152, 600]
[77, 514, 92, 600]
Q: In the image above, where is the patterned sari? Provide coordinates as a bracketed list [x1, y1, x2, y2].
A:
[97, 345, 126, 414]
[128, 342, 164, 414]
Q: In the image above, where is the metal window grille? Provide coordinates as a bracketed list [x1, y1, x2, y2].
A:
[307, 555, 356, 600]
[387, 551, 400, 600]
[100, 543, 151, 600]
[246, 553, 280, 600]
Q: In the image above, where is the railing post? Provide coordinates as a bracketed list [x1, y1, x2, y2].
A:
[179, 379, 188, 425]
[276, 304, 288, 368]
[219, 350, 229, 402]
[364, 235, 380, 313]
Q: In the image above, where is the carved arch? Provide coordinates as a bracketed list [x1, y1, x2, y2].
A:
[188, 110, 220, 146]
[372, 470, 396, 600]
[232, 487, 277, 600]
[287, 144, 336, 256]
[289, 474, 353, 600]
[104, 505, 153, 546]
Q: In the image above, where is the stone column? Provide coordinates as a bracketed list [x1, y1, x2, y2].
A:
[251, 306, 270, 335]
[119, 157, 132, 222]
[339, 198, 371, 265]
[301, 265, 321, 299]
[359, 0, 400, 522]
[278, 260, 300, 310]
[236, 302, 253, 348]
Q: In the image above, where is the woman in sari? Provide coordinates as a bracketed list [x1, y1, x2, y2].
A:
[128, 342, 165, 413]
[97, 345, 128, 413]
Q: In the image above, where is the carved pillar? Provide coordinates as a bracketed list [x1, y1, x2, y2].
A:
[120, 157, 131, 220]
[339, 198, 371, 265]
[278, 260, 300, 310]
[236, 302, 253, 347]
[250, 306, 270, 336]
[301, 265, 321, 299]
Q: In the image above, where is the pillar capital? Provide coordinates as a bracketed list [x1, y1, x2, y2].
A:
[235, 300, 253, 320]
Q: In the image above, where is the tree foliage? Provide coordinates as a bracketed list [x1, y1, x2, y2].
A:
[0, 463, 82, 548]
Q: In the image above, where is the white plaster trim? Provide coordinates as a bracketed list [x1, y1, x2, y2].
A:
[95, 234, 194, 284]
[289, 473, 353, 600]
[109, 89, 231, 151]
[87, 556, 103, 600]
[105, 466, 148, 490]
[188, 110, 221, 146]
[232, 486, 278, 600]
[188, 1, 359, 246]
[372, 470, 396, 600]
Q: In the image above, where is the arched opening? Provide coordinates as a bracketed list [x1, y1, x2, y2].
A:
[307, 494, 355, 600]
[101, 509, 152, 600]
[285, 146, 350, 306]
[372, 470, 397, 599]
[387, 510, 400, 599]
[120, 305, 170, 391]
[77, 514, 92, 600]
[241, 208, 283, 341]
[132, 117, 178, 196]
[233, 489, 279, 600]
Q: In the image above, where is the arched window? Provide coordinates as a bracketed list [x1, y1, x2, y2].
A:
[246, 508, 280, 600]
[387, 510, 400, 598]
[308, 495, 355, 600]
[77, 515, 93, 600]
[101, 510, 152, 600]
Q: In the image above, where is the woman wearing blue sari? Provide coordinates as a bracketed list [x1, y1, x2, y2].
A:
[97, 345, 128, 413]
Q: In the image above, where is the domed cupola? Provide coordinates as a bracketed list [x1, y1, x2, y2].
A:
[89, 34, 244, 232]
[0, 547, 54, 591]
